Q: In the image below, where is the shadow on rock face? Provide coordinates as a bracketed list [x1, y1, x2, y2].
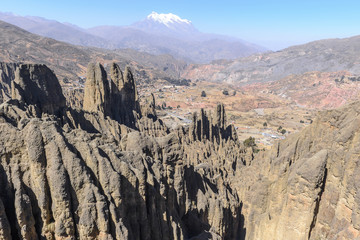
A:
[0, 62, 246, 239]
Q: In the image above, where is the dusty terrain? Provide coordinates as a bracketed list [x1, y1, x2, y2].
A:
[1, 19, 360, 151]
[141, 70, 360, 149]
[1, 62, 360, 239]
[1, 12, 360, 240]
[182, 35, 360, 83]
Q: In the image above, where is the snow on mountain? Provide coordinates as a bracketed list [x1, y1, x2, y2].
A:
[0, 10, 266, 63]
[132, 11, 198, 38]
[146, 11, 191, 27]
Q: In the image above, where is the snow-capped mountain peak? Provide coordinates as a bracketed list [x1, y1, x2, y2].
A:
[132, 12, 199, 39]
[147, 11, 191, 27]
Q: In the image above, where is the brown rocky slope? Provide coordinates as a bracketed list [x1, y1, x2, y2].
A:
[0, 62, 245, 239]
[236, 101, 360, 239]
[1, 61, 360, 239]
[182, 35, 360, 84]
[240, 71, 360, 109]
[0, 20, 187, 87]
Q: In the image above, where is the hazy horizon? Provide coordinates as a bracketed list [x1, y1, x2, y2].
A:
[1, 0, 360, 50]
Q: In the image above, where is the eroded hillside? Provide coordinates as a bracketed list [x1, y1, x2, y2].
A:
[182, 35, 360, 84]
[0, 62, 247, 239]
[0, 62, 359, 240]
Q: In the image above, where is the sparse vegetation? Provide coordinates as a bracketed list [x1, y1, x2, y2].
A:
[161, 102, 167, 109]
[163, 77, 191, 86]
[263, 122, 268, 127]
[244, 136, 256, 148]
[63, 77, 70, 83]
[222, 89, 229, 95]
[244, 137, 260, 153]
[201, 90, 207, 97]
[349, 76, 360, 82]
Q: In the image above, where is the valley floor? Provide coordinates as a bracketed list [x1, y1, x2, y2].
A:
[139, 80, 317, 148]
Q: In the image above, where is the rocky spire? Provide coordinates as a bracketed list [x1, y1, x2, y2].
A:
[109, 62, 123, 122]
[0, 62, 17, 104]
[141, 93, 157, 120]
[110, 62, 124, 90]
[123, 66, 139, 105]
[11, 64, 66, 115]
[188, 103, 236, 143]
[82, 62, 149, 128]
[109, 63, 140, 127]
[215, 103, 226, 129]
[83, 63, 110, 115]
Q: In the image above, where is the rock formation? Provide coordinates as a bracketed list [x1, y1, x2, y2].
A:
[0, 62, 244, 239]
[11, 64, 66, 116]
[140, 93, 156, 120]
[1, 61, 360, 240]
[0, 62, 17, 103]
[109, 63, 140, 127]
[188, 103, 237, 143]
[83, 62, 141, 128]
[235, 102, 360, 240]
[83, 63, 111, 115]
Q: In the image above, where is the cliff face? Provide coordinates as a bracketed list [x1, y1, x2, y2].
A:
[237, 102, 360, 240]
[1, 62, 360, 240]
[0, 62, 17, 103]
[0, 63, 245, 239]
[11, 64, 66, 116]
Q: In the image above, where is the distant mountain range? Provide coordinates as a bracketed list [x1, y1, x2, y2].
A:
[0, 12, 114, 49]
[0, 19, 187, 87]
[182, 35, 360, 84]
[0, 11, 266, 63]
[2, 10, 360, 92]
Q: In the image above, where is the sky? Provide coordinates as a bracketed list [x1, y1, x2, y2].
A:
[1, 0, 360, 50]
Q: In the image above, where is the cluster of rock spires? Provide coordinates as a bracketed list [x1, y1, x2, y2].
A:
[0, 61, 360, 239]
[83, 62, 140, 128]
[0, 62, 244, 239]
[11, 64, 66, 116]
[189, 104, 237, 143]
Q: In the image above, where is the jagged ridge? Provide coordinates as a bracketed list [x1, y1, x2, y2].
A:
[1, 61, 360, 240]
[0, 62, 246, 239]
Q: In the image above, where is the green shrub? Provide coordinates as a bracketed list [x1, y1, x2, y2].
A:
[244, 137, 256, 148]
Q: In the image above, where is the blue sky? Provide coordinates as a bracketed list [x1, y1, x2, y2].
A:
[1, 0, 360, 50]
